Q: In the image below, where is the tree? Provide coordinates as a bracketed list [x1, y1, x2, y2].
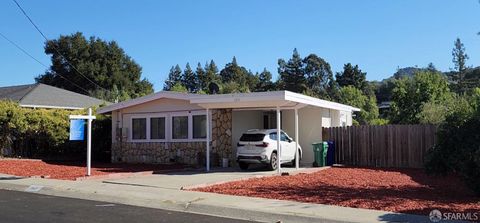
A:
[204, 60, 221, 93]
[303, 54, 336, 99]
[452, 38, 470, 93]
[338, 86, 379, 125]
[163, 65, 182, 91]
[181, 63, 198, 92]
[170, 82, 188, 92]
[278, 48, 306, 93]
[35, 32, 153, 101]
[390, 71, 453, 124]
[195, 63, 207, 91]
[254, 68, 275, 92]
[335, 63, 370, 95]
[278, 49, 336, 98]
[219, 57, 251, 92]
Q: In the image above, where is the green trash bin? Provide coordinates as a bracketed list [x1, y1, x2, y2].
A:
[312, 142, 328, 167]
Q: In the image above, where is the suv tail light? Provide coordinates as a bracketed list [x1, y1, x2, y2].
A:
[256, 142, 269, 147]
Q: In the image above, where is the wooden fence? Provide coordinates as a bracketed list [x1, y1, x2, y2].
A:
[322, 125, 438, 168]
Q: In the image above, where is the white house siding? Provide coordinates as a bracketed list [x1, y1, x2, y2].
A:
[109, 98, 233, 166]
[231, 110, 263, 158]
[116, 98, 205, 143]
[282, 107, 354, 165]
[282, 106, 323, 165]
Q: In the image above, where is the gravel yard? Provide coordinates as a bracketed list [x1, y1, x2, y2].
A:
[0, 159, 187, 180]
[193, 167, 480, 215]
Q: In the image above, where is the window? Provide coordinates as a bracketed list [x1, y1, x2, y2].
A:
[172, 116, 188, 139]
[150, 117, 166, 139]
[269, 133, 277, 141]
[193, 115, 207, 139]
[240, 133, 265, 142]
[132, 118, 146, 140]
[280, 132, 288, 142]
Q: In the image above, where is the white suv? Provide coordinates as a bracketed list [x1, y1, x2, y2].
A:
[236, 129, 302, 170]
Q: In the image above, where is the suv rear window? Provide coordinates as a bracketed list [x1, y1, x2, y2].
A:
[239, 133, 265, 142]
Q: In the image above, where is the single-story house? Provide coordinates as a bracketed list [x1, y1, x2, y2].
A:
[98, 90, 360, 171]
[0, 83, 106, 110]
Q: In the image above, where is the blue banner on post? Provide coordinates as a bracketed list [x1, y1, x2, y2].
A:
[69, 119, 85, 141]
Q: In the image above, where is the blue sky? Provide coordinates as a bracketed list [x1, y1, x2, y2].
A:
[1, 0, 479, 91]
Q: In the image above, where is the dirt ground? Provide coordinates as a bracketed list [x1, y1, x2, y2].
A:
[0, 159, 188, 180]
[193, 166, 480, 215]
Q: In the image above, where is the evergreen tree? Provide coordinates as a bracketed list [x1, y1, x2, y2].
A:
[219, 57, 251, 92]
[335, 63, 372, 96]
[195, 62, 207, 91]
[255, 68, 275, 92]
[452, 38, 470, 93]
[181, 63, 198, 92]
[204, 60, 221, 93]
[163, 65, 182, 91]
[278, 48, 306, 93]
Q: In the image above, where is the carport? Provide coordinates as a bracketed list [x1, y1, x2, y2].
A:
[190, 91, 360, 173]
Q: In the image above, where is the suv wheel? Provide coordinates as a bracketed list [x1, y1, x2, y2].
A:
[238, 162, 249, 170]
[268, 152, 278, 170]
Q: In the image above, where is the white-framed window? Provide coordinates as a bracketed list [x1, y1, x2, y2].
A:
[150, 116, 166, 140]
[193, 114, 207, 139]
[172, 115, 189, 140]
[132, 118, 147, 140]
[127, 110, 210, 143]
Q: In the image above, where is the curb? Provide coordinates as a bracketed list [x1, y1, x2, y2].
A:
[0, 180, 432, 223]
[0, 181, 353, 223]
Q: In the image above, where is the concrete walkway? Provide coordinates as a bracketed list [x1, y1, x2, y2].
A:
[101, 166, 324, 190]
[0, 170, 433, 223]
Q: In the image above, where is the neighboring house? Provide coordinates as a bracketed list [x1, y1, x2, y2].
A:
[378, 101, 392, 118]
[97, 90, 360, 168]
[0, 83, 106, 109]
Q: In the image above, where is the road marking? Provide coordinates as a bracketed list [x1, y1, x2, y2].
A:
[25, 185, 44, 192]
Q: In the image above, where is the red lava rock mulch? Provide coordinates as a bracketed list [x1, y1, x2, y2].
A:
[193, 167, 480, 215]
[0, 159, 188, 180]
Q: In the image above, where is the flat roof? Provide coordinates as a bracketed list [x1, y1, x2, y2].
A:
[97, 90, 360, 114]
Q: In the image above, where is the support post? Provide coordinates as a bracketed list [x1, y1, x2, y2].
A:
[206, 108, 210, 172]
[69, 108, 96, 176]
[86, 108, 92, 176]
[295, 108, 299, 169]
[276, 107, 281, 174]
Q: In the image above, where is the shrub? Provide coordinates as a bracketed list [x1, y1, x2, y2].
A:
[424, 95, 480, 195]
[0, 100, 110, 160]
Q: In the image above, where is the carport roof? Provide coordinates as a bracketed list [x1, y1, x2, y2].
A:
[97, 90, 360, 114]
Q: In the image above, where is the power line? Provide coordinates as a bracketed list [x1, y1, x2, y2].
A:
[0, 31, 91, 94]
[12, 0, 107, 92]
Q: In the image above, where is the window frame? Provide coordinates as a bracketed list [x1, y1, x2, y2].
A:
[192, 114, 207, 139]
[128, 110, 211, 143]
[149, 115, 167, 142]
[130, 117, 147, 141]
[171, 113, 190, 141]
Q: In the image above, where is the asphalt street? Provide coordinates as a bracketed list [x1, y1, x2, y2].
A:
[0, 189, 259, 223]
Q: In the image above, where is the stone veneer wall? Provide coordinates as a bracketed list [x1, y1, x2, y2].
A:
[211, 109, 234, 164]
[111, 109, 233, 167]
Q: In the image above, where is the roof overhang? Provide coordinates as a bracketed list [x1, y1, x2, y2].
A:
[97, 90, 360, 114]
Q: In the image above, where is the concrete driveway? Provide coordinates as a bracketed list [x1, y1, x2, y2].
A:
[100, 165, 324, 190]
